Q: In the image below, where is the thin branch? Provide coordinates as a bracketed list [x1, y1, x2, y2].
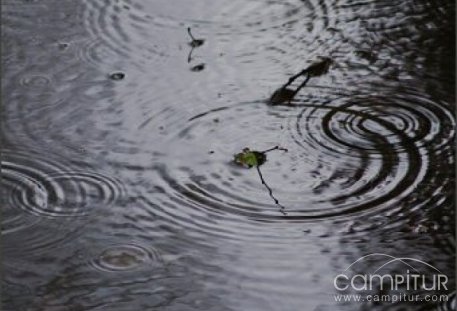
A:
[187, 46, 194, 63]
[284, 69, 308, 87]
[289, 75, 310, 103]
[187, 27, 196, 41]
[259, 146, 288, 154]
[256, 166, 287, 215]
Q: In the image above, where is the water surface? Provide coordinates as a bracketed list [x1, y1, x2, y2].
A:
[2, 0, 455, 310]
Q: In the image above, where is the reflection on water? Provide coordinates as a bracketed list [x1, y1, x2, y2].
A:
[2, 0, 455, 310]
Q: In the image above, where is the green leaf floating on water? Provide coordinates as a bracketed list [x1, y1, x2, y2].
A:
[232, 145, 288, 214]
[234, 148, 266, 168]
[233, 146, 288, 168]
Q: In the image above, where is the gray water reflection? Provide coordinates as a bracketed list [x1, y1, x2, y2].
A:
[2, 0, 454, 310]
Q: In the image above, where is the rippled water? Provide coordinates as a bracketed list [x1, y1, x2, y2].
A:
[2, 0, 455, 310]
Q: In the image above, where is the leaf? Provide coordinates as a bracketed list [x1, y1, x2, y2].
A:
[234, 148, 266, 168]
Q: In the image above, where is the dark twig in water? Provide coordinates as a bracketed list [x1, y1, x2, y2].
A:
[256, 166, 287, 215]
[188, 106, 229, 121]
[259, 145, 288, 154]
[269, 57, 332, 105]
[284, 69, 308, 88]
[187, 27, 197, 41]
[269, 75, 310, 105]
[287, 75, 310, 104]
[187, 27, 204, 47]
[187, 47, 194, 63]
[187, 27, 204, 63]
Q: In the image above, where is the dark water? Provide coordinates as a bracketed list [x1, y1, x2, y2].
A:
[2, 0, 455, 310]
